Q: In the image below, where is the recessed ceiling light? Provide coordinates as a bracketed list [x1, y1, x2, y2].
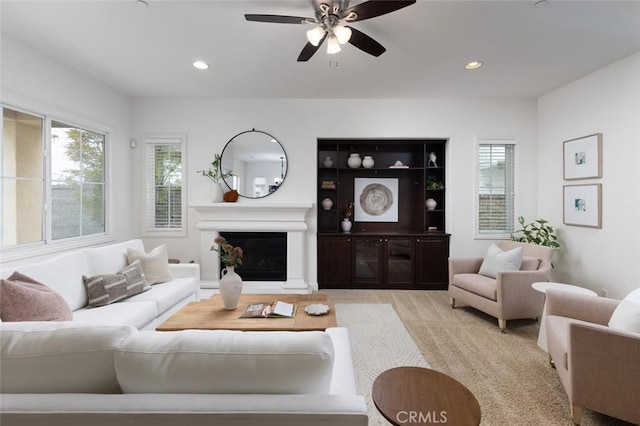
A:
[193, 61, 209, 70]
[136, 0, 149, 7]
[465, 61, 483, 70]
[535, 0, 548, 8]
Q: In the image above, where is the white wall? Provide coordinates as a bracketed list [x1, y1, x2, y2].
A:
[132, 98, 539, 285]
[537, 51, 640, 299]
[1, 36, 134, 261]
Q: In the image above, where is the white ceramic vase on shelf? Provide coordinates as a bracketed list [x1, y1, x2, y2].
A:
[362, 155, 374, 169]
[341, 218, 353, 233]
[321, 198, 333, 210]
[322, 156, 334, 168]
[425, 198, 437, 211]
[219, 266, 243, 310]
[211, 182, 224, 203]
[347, 153, 362, 168]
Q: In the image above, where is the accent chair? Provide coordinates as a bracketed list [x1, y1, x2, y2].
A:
[448, 241, 554, 330]
[545, 289, 640, 425]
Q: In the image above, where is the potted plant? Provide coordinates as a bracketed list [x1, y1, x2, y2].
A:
[510, 216, 560, 249]
[199, 153, 233, 202]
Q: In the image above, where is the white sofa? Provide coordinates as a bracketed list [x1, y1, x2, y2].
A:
[0, 239, 200, 330]
[0, 322, 368, 426]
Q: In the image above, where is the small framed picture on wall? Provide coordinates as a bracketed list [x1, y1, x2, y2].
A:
[563, 133, 602, 180]
[563, 184, 602, 228]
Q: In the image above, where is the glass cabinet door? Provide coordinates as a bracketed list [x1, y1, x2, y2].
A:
[385, 238, 414, 287]
[354, 238, 383, 286]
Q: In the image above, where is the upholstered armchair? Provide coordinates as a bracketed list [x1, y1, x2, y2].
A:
[448, 241, 553, 330]
[545, 289, 640, 425]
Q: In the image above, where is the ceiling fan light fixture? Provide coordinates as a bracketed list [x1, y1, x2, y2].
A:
[327, 35, 341, 54]
[334, 25, 352, 44]
[306, 26, 326, 46]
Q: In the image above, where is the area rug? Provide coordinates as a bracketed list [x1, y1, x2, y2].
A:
[336, 303, 430, 426]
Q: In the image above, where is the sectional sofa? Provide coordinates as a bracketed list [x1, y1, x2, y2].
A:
[0, 239, 200, 330]
[0, 239, 368, 425]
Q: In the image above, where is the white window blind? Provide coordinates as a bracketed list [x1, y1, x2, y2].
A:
[144, 136, 185, 235]
[477, 143, 515, 236]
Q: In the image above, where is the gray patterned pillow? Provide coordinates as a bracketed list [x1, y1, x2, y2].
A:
[83, 260, 149, 307]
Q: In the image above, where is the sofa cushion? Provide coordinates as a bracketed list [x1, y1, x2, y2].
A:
[121, 277, 196, 315]
[84, 239, 145, 276]
[73, 301, 158, 329]
[0, 272, 73, 322]
[452, 273, 497, 301]
[478, 243, 523, 278]
[0, 324, 135, 393]
[115, 330, 335, 394]
[3, 251, 89, 311]
[126, 244, 173, 285]
[608, 288, 640, 334]
[83, 260, 150, 307]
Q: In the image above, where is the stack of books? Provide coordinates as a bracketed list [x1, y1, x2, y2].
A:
[321, 180, 336, 189]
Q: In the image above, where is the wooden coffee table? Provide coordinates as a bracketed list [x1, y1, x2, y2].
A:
[156, 293, 336, 332]
[372, 366, 481, 426]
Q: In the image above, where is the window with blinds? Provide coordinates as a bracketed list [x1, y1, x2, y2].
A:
[144, 136, 185, 235]
[476, 142, 515, 236]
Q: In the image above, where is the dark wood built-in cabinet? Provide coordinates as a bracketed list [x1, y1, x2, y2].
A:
[317, 139, 450, 290]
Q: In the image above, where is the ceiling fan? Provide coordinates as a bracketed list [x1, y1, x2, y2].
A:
[245, 0, 416, 62]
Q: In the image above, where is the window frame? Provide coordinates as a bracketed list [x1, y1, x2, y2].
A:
[1, 102, 113, 263]
[474, 137, 518, 240]
[142, 133, 187, 238]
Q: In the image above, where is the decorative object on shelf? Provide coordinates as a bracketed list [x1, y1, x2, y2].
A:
[355, 178, 398, 222]
[511, 216, 560, 248]
[321, 197, 333, 210]
[211, 236, 244, 310]
[341, 202, 354, 233]
[362, 155, 375, 169]
[223, 190, 239, 202]
[389, 160, 409, 168]
[321, 180, 336, 189]
[347, 152, 362, 168]
[199, 153, 234, 203]
[304, 303, 330, 316]
[322, 156, 334, 168]
[426, 175, 444, 190]
[563, 133, 602, 180]
[425, 198, 437, 210]
[562, 184, 602, 229]
[427, 151, 438, 167]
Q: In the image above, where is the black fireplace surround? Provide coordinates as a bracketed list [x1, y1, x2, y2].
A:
[219, 232, 287, 281]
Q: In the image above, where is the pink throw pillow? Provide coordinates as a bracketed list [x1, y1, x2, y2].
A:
[0, 271, 73, 321]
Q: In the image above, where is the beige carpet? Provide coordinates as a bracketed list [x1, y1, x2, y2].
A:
[324, 289, 632, 426]
[336, 303, 429, 426]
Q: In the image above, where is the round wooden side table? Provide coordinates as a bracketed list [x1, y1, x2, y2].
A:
[372, 366, 481, 426]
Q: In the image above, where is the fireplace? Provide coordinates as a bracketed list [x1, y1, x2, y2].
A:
[220, 232, 287, 281]
[191, 202, 312, 291]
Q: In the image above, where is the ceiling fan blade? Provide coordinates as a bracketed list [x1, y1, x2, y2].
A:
[347, 27, 386, 57]
[297, 32, 328, 62]
[343, 0, 416, 22]
[244, 14, 313, 24]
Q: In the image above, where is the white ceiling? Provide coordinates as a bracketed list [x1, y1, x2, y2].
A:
[2, 0, 640, 100]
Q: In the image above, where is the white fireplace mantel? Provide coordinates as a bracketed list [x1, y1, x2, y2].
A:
[190, 203, 313, 291]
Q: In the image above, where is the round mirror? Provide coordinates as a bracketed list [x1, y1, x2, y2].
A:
[220, 129, 288, 199]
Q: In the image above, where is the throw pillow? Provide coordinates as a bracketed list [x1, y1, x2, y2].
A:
[126, 244, 173, 284]
[478, 244, 524, 279]
[0, 271, 73, 322]
[608, 288, 640, 334]
[83, 260, 149, 307]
